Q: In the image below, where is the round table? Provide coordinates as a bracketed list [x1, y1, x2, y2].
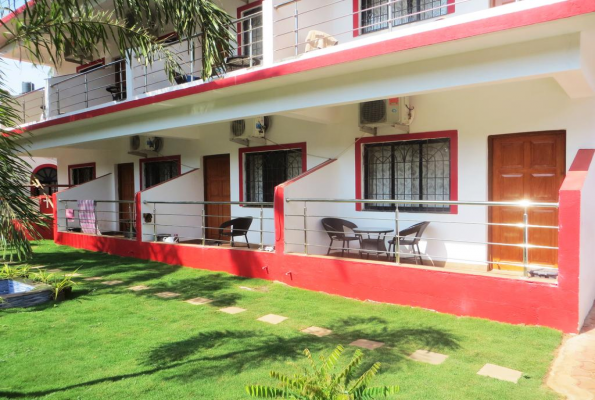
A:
[352, 227, 393, 259]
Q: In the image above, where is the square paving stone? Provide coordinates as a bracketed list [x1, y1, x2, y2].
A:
[128, 285, 150, 291]
[301, 326, 332, 337]
[47, 268, 62, 273]
[155, 292, 181, 299]
[102, 280, 123, 286]
[219, 306, 247, 314]
[185, 297, 212, 305]
[84, 277, 103, 281]
[409, 350, 449, 365]
[350, 339, 385, 350]
[477, 363, 522, 383]
[65, 273, 83, 277]
[257, 314, 288, 325]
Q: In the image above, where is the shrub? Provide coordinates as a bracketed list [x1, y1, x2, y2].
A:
[246, 345, 399, 399]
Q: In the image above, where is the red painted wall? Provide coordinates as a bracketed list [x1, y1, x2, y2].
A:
[52, 149, 593, 333]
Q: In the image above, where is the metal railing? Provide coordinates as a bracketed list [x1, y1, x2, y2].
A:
[273, 0, 485, 57]
[142, 200, 273, 250]
[133, 12, 263, 95]
[284, 198, 559, 277]
[49, 59, 127, 116]
[57, 199, 136, 239]
[15, 88, 45, 124]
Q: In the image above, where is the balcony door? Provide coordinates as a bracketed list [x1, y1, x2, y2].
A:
[117, 163, 135, 235]
[203, 154, 231, 240]
[488, 131, 565, 271]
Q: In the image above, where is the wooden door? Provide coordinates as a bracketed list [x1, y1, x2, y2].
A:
[489, 131, 565, 271]
[203, 154, 231, 240]
[117, 163, 135, 234]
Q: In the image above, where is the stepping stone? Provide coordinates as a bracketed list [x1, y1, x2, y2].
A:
[84, 277, 103, 281]
[301, 326, 332, 337]
[102, 280, 123, 286]
[155, 292, 181, 299]
[350, 339, 385, 350]
[30, 265, 46, 270]
[185, 297, 212, 305]
[128, 285, 150, 291]
[477, 363, 522, 383]
[409, 350, 449, 365]
[219, 306, 246, 314]
[239, 286, 255, 291]
[65, 273, 82, 277]
[47, 268, 62, 273]
[257, 314, 288, 325]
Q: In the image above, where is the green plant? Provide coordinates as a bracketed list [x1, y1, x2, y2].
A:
[50, 275, 78, 301]
[246, 345, 399, 399]
[29, 269, 55, 284]
[0, 264, 30, 279]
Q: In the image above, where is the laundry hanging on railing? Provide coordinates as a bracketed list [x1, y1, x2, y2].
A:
[78, 200, 100, 235]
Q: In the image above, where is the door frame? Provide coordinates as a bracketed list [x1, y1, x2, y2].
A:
[487, 130, 566, 269]
[117, 162, 135, 235]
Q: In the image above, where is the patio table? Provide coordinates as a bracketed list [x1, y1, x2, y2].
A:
[352, 227, 393, 260]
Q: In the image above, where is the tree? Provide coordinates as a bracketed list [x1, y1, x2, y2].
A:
[0, 0, 234, 260]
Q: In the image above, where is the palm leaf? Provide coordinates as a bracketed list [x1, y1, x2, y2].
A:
[348, 362, 382, 393]
[322, 345, 345, 373]
[245, 385, 289, 398]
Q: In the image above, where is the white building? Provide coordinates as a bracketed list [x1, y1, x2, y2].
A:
[3, 0, 595, 332]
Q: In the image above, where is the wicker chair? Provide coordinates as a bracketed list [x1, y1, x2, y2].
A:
[388, 221, 430, 264]
[219, 217, 253, 248]
[321, 218, 359, 257]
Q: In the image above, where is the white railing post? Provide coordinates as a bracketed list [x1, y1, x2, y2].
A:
[125, 57, 135, 101]
[262, 0, 274, 67]
[43, 78, 50, 119]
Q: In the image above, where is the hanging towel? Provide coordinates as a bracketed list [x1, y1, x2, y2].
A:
[65, 208, 75, 222]
[78, 200, 100, 235]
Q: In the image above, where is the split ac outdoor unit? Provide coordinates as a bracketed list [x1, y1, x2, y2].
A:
[359, 97, 411, 128]
[230, 116, 271, 142]
[129, 135, 164, 155]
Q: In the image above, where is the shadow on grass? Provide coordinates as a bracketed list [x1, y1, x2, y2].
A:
[0, 320, 460, 398]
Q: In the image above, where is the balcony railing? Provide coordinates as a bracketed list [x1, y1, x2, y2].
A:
[142, 200, 274, 250]
[57, 199, 136, 240]
[22, 0, 525, 123]
[284, 197, 559, 278]
[15, 88, 45, 124]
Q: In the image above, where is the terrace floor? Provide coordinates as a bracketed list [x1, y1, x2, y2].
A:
[0, 241, 563, 399]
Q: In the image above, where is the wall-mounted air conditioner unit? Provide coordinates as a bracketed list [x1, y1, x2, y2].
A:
[128, 135, 164, 156]
[230, 116, 271, 143]
[359, 97, 412, 129]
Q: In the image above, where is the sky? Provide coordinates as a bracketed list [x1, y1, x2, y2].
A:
[1, 0, 51, 94]
[2, 59, 51, 94]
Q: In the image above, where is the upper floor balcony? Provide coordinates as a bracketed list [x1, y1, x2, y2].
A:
[14, 0, 556, 125]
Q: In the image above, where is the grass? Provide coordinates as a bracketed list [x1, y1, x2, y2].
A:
[0, 241, 562, 399]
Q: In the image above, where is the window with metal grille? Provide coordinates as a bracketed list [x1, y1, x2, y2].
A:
[70, 166, 95, 186]
[143, 159, 180, 189]
[245, 149, 302, 204]
[242, 6, 263, 61]
[360, 0, 448, 34]
[363, 138, 450, 211]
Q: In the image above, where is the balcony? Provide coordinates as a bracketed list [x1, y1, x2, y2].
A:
[14, 0, 538, 126]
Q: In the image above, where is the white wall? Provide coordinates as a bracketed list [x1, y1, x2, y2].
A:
[140, 169, 204, 242]
[579, 159, 595, 326]
[56, 174, 118, 233]
[38, 77, 595, 264]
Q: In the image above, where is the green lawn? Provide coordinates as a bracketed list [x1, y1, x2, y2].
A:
[0, 241, 561, 399]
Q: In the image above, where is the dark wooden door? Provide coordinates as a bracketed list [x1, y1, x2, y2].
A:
[489, 131, 565, 271]
[203, 154, 231, 240]
[117, 163, 135, 234]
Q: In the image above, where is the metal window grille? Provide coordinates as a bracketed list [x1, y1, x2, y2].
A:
[71, 166, 95, 186]
[363, 138, 450, 212]
[361, 0, 447, 34]
[143, 160, 180, 189]
[31, 167, 58, 196]
[242, 6, 263, 60]
[245, 149, 302, 204]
